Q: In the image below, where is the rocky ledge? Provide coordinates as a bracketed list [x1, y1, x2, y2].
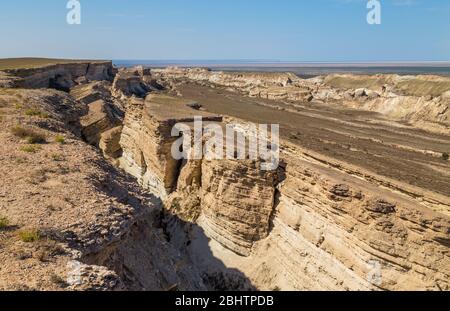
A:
[0, 61, 449, 291]
[154, 67, 450, 135]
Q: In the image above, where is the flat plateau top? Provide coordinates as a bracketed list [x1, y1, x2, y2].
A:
[0, 58, 108, 70]
[178, 83, 450, 200]
[145, 94, 222, 122]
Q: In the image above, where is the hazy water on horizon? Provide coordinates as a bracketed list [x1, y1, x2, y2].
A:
[113, 60, 450, 78]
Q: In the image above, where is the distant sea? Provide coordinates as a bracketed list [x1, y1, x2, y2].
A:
[113, 60, 450, 78]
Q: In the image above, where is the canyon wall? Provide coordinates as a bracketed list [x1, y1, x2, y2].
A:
[154, 68, 450, 134]
[0, 61, 116, 89]
[253, 148, 450, 290]
[2, 62, 448, 291]
[114, 92, 450, 291]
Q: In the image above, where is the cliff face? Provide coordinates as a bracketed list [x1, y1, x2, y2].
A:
[1, 62, 449, 291]
[0, 86, 205, 291]
[199, 158, 282, 256]
[115, 92, 449, 291]
[71, 67, 450, 290]
[0, 61, 116, 89]
[118, 94, 222, 198]
[154, 68, 450, 135]
[260, 149, 449, 290]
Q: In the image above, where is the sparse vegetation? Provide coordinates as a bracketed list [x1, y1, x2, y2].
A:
[20, 145, 39, 153]
[443, 153, 449, 161]
[55, 135, 65, 144]
[25, 108, 49, 118]
[18, 230, 40, 243]
[11, 125, 31, 137]
[0, 216, 9, 230]
[25, 108, 40, 116]
[51, 153, 64, 161]
[11, 125, 46, 144]
[171, 200, 181, 211]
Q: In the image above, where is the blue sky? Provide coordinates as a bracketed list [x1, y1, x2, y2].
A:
[0, 0, 449, 61]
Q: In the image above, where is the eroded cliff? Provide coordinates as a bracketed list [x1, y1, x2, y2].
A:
[154, 67, 450, 135]
[115, 92, 450, 291]
[1, 62, 449, 291]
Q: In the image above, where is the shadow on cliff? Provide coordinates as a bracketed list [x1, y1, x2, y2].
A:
[160, 210, 257, 291]
[87, 157, 257, 291]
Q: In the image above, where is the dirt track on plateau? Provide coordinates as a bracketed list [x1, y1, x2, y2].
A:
[178, 83, 450, 197]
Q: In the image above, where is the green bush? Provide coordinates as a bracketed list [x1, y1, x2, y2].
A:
[0, 216, 9, 230]
[55, 135, 65, 144]
[25, 108, 40, 116]
[20, 145, 39, 153]
[25, 108, 49, 118]
[443, 153, 449, 161]
[19, 230, 40, 243]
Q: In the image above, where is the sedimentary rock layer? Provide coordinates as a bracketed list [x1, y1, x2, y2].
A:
[0, 61, 115, 89]
[119, 94, 222, 198]
[116, 90, 449, 290]
[154, 67, 450, 134]
[1, 62, 449, 291]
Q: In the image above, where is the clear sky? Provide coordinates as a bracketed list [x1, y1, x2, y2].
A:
[0, 0, 449, 62]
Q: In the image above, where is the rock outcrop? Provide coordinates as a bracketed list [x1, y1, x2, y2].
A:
[0, 87, 205, 291]
[115, 91, 450, 290]
[253, 147, 450, 290]
[199, 159, 282, 256]
[79, 99, 121, 145]
[99, 126, 123, 160]
[154, 68, 450, 134]
[112, 67, 164, 98]
[0, 61, 116, 89]
[119, 94, 222, 198]
[1, 61, 449, 291]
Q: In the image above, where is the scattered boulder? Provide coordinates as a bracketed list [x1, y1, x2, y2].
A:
[354, 88, 367, 97]
[330, 184, 352, 198]
[365, 199, 396, 214]
[186, 102, 203, 110]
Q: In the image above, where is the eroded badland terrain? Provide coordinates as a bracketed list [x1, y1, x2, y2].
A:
[0, 60, 449, 291]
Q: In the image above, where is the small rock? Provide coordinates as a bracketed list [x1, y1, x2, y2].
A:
[330, 184, 352, 197]
[366, 199, 396, 214]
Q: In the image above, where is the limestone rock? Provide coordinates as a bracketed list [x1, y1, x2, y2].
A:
[200, 159, 282, 256]
[80, 99, 120, 145]
[112, 71, 149, 98]
[99, 126, 123, 159]
[70, 81, 113, 105]
[1, 61, 115, 89]
[118, 94, 222, 198]
[442, 90, 450, 99]
[112, 67, 164, 98]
